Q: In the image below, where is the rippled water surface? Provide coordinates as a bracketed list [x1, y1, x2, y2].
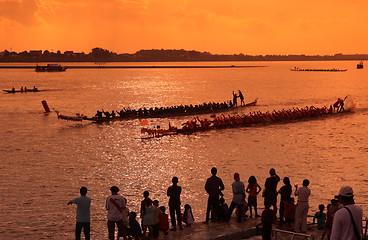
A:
[0, 61, 368, 239]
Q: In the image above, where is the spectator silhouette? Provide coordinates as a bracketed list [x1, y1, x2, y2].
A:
[203, 167, 225, 223]
[167, 176, 183, 231]
[67, 187, 91, 240]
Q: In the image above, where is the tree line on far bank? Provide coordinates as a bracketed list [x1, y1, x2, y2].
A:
[0, 47, 367, 62]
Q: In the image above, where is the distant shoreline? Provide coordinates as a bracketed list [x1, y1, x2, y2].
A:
[1, 48, 367, 63]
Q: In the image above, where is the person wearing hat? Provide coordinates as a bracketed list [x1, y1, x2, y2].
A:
[226, 173, 245, 222]
[331, 186, 363, 240]
[106, 186, 127, 240]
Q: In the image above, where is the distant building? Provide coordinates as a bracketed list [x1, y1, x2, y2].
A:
[64, 51, 74, 56]
[30, 50, 42, 57]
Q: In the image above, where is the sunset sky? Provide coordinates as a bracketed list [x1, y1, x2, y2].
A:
[0, 0, 367, 55]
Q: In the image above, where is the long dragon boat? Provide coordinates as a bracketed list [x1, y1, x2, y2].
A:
[291, 67, 347, 72]
[141, 98, 355, 137]
[56, 98, 257, 123]
[3, 89, 45, 93]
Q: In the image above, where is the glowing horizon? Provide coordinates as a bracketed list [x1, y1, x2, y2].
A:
[1, 0, 367, 55]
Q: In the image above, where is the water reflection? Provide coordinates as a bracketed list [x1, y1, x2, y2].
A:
[1, 61, 368, 239]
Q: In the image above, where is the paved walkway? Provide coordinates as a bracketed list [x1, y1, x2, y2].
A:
[157, 217, 324, 240]
[159, 217, 260, 240]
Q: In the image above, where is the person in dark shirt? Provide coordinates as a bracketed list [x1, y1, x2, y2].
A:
[167, 176, 183, 231]
[95, 110, 103, 118]
[203, 167, 225, 223]
[262, 203, 275, 240]
[238, 90, 245, 106]
[128, 211, 142, 240]
[232, 91, 238, 107]
[263, 168, 280, 215]
[278, 177, 292, 226]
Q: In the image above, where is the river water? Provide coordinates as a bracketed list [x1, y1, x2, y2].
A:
[0, 61, 367, 239]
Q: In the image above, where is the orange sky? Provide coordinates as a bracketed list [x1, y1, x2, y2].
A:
[0, 0, 367, 55]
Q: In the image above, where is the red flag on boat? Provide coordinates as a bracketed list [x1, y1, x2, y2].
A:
[140, 120, 149, 126]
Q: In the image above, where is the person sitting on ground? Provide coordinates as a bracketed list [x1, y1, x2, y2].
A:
[128, 211, 142, 240]
[159, 206, 169, 235]
[218, 195, 229, 221]
[313, 204, 326, 230]
[182, 204, 194, 227]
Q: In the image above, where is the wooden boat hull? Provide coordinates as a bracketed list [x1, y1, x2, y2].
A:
[291, 68, 347, 72]
[142, 101, 355, 137]
[3, 89, 45, 93]
[57, 114, 84, 121]
[79, 99, 258, 122]
[35, 64, 67, 72]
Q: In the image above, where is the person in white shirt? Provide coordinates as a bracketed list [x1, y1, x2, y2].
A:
[68, 187, 91, 240]
[294, 179, 311, 233]
[331, 186, 363, 240]
[226, 173, 245, 222]
[106, 186, 127, 240]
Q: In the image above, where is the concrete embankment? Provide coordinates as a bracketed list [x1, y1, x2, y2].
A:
[161, 217, 324, 240]
[161, 218, 260, 240]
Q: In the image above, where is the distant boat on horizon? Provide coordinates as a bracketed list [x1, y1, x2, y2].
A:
[357, 61, 363, 69]
[290, 67, 347, 72]
[35, 64, 67, 72]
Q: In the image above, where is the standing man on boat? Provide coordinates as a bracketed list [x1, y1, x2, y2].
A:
[203, 167, 225, 224]
[232, 91, 238, 107]
[238, 90, 245, 106]
[331, 186, 363, 240]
